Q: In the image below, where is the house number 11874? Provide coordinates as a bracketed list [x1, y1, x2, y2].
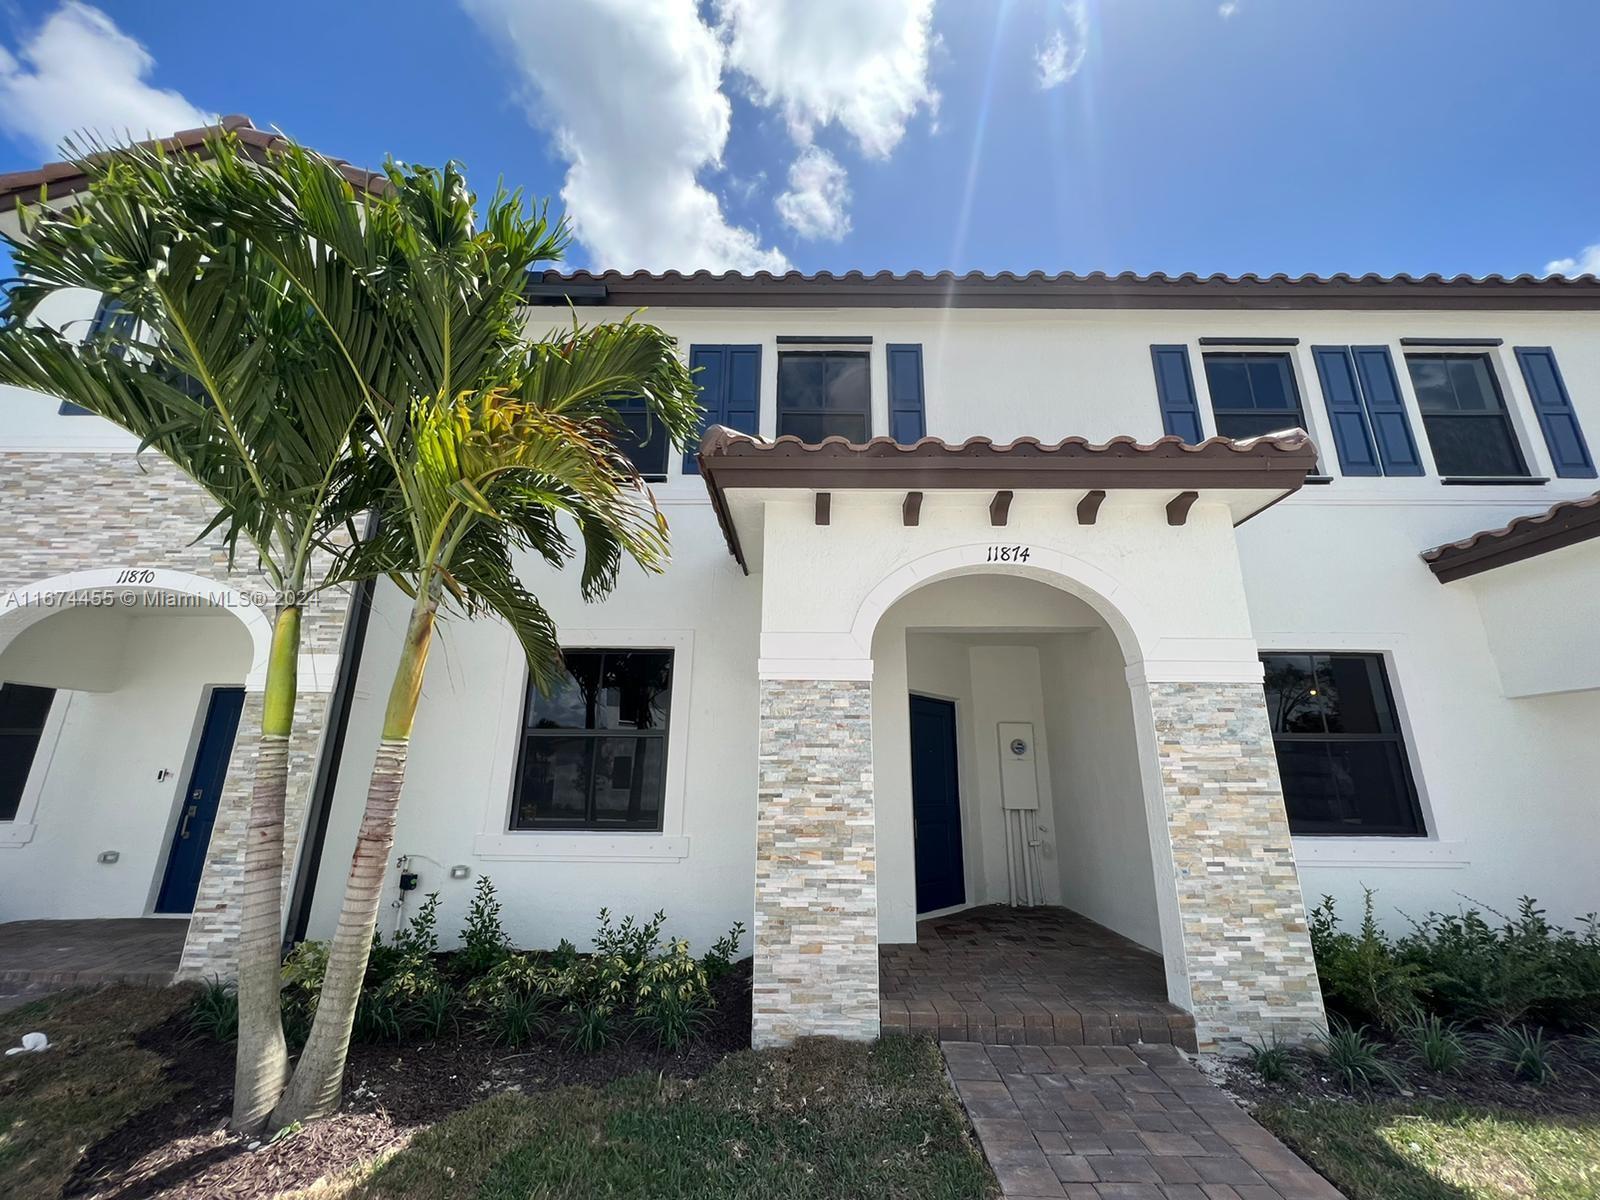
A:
[986, 545, 1031, 562]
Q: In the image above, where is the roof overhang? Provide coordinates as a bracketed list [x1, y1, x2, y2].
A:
[0, 115, 388, 214]
[697, 426, 1318, 573]
[1422, 490, 1600, 583]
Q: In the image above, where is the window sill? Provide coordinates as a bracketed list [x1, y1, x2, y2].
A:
[0, 822, 37, 847]
[1293, 837, 1467, 869]
[1440, 476, 1548, 486]
[472, 832, 690, 863]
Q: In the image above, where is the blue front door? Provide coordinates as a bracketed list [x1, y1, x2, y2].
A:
[909, 694, 965, 914]
[156, 687, 245, 914]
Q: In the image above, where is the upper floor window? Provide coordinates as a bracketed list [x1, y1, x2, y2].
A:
[0, 683, 55, 822]
[777, 351, 870, 443]
[510, 649, 673, 831]
[609, 397, 668, 481]
[1201, 352, 1309, 440]
[1261, 652, 1423, 837]
[1404, 353, 1528, 478]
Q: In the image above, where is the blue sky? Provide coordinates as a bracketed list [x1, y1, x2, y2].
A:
[3, 0, 1598, 280]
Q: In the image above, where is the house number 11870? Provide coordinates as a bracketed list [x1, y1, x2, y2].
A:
[986, 545, 1031, 562]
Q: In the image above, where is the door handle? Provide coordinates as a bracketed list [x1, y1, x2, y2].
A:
[178, 804, 198, 839]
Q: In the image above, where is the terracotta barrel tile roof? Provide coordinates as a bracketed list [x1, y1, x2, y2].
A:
[1422, 490, 1600, 582]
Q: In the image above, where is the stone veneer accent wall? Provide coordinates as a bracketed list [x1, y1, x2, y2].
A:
[753, 677, 880, 1047]
[1146, 679, 1328, 1047]
[0, 452, 347, 980]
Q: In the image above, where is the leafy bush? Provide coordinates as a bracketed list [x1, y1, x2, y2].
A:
[1491, 1024, 1557, 1085]
[189, 978, 238, 1042]
[1308, 890, 1426, 1029]
[1245, 1036, 1296, 1084]
[357, 892, 455, 1042]
[456, 876, 511, 978]
[702, 921, 746, 982]
[1400, 898, 1596, 1028]
[484, 989, 549, 1046]
[565, 1002, 617, 1052]
[1401, 1013, 1466, 1075]
[634, 938, 713, 1049]
[1318, 1022, 1402, 1091]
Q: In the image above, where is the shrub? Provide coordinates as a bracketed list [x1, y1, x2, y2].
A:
[189, 978, 238, 1042]
[1401, 1013, 1467, 1075]
[702, 921, 746, 982]
[565, 1002, 617, 1052]
[1308, 890, 1426, 1029]
[1245, 1036, 1296, 1084]
[1491, 1024, 1557, 1085]
[635, 938, 713, 1050]
[280, 938, 329, 1046]
[359, 893, 455, 1042]
[1399, 898, 1581, 1028]
[485, 989, 550, 1046]
[456, 876, 511, 978]
[1318, 1022, 1402, 1091]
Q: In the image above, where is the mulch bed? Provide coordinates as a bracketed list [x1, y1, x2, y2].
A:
[64, 960, 753, 1200]
[1216, 1028, 1600, 1117]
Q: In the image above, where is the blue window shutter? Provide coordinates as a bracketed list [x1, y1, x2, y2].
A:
[1351, 346, 1424, 476]
[1311, 347, 1381, 475]
[1515, 347, 1596, 478]
[1150, 345, 1203, 442]
[887, 343, 926, 442]
[683, 344, 760, 475]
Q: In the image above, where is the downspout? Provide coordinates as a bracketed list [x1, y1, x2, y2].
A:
[284, 571, 377, 945]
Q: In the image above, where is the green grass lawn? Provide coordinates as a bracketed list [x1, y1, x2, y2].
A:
[1255, 1099, 1600, 1200]
[306, 1036, 996, 1200]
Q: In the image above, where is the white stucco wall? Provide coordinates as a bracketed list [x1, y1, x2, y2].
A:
[0, 611, 253, 918]
[1462, 541, 1600, 698]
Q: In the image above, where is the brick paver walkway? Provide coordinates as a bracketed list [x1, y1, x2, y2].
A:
[0, 918, 186, 987]
[945, 1041, 1343, 1199]
[883, 906, 1196, 1049]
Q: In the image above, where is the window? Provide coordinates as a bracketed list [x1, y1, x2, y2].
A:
[777, 351, 870, 443]
[1202, 352, 1309, 440]
[1261, 653, 1423, 837]
[511, 650, 672, 831]
[1404, 354, 1528, 478]
[0, 683, 55, 821]
[61, 297, 137, 415]
[610, 396, 668, 480]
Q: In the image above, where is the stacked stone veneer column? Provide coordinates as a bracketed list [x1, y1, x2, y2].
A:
[0, 452, 347, 981]
[753, 677, 880, 1047]
[1146, 679, 1328, 1048]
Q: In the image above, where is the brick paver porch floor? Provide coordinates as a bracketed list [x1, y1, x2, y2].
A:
[881, 905, 1196, 1050]
[0, 918, 186, 987]
[946, 1041, 1344, 1199]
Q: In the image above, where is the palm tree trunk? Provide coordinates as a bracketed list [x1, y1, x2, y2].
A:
[231, 604, 301, 1131]
[269, 592, 437, 1127]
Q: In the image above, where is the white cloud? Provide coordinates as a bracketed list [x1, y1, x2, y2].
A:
[1219, 1, 1240, 18]
[0, 2, 209, 157]
[1035, 1, 1089, 90]
[461, 0, 787, 274]
[775, 146, 852, 241]
[718, 0, 938, 160]
[1545, 243, 1600, 278]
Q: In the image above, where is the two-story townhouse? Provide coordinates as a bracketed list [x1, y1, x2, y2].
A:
[3, 131, 1598, 1052]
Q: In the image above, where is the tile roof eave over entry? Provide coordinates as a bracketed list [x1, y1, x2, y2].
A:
[696, 426, 1320, 572]
[1422, 491, 1600, 583]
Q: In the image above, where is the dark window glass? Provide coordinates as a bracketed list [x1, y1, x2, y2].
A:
[777, 352, 871, 443]
[1261, 653, 1423, 837]
[511, 650, 672, 831]
[609, 396, 668, 480]
[1405, 353, 1527, 477]
[1202, 353, 1309, 441]
[0, 682, 55, 822]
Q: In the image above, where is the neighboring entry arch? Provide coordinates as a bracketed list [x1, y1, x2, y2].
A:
[847, 543, 1153, 669]
[0, 567, 274, 689]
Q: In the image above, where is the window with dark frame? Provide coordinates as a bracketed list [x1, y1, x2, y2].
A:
[1201, 352, 1310, 441]
[510, 650, 672, 831]
[1404, 353, 1529, 478]
[61, 297, 139, 415]
[609, 396, 668, 480]
[0, 682, 55, 822]
[1261, 652, 1424, 837]
[777, 351, 871, 443]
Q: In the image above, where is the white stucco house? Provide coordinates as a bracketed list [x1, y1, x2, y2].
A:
[2, 122, 1598, 1051]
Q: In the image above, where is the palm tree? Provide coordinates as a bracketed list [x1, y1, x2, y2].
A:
[224, 159, 701, 1125]
[0, 132, 388, 1131]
